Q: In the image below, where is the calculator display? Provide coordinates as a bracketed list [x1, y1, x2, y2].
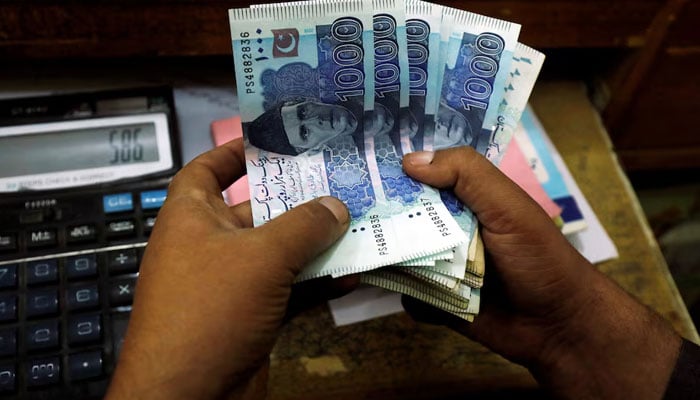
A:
[0, 113, 174, 192]
[0, 122, 159, 178]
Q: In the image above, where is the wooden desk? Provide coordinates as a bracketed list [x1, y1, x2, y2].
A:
[267, 81, 700, 400]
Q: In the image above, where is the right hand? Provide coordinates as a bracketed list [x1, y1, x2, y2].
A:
[402, 147, 681, 399]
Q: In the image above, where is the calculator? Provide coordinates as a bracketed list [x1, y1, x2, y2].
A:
[0, 87, 182, 399]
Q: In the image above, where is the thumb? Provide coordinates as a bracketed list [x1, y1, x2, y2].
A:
[402, 147, 554, 236]
[253, 196, 350, 276]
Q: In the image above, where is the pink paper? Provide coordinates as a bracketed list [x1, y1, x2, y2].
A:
[499, 141, 562, 219]
[210, 116, 250, 205]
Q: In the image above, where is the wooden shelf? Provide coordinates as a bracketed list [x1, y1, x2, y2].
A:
[0, 1, 662, 59]
[1, 0, 698, 170]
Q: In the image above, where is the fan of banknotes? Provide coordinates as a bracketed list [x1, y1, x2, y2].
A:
[228, 0, 545, 321]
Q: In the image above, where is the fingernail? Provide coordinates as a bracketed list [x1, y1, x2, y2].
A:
[407, 151, 434, 166]
[319, 197, 349, 224]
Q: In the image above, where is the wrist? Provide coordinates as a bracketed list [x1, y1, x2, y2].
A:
[533, 270, 682, 399]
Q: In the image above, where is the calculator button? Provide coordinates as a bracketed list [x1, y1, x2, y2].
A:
[26, 320, 60, 351]
[26, 259, 59, 285]
[26, 289, 59, 318]
[106, 219, 136, 237]
[26, 357, 60, 387]
[143, 216, 157, 233]
[68, 314, 102, 345]
[20, 210, 44, 225]
[69, 351, 103, 381]
[66, 284, 100, 311]
[111, 313, 130, 360]
[0, 234, 17, 253]
[140, 189, 167, 210]
[108, 249, 139, 275]
[0, 364, 15, 392]
[110, 278, 137, 306]
[67, 224, 98, 243]
[0, 296, 17, 322]
[103, 193, 134, 214]
[26, 229, 58, 248]
[0, 329, 17, 356]
[0, 264, 17, 289]
[66, 254, 98, 280]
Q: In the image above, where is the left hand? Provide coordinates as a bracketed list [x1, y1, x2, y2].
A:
[105, 139, 354, 400]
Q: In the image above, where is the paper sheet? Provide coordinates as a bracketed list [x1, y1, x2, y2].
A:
[538, 120, 619, 264]
[327, 285, 404, 327]
[210, 116, 249, 205]
[499, 140, 562, 219]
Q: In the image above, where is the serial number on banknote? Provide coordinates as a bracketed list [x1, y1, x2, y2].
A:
[238, 32, 257, 94]
[370, 215, 389, 255]
[420, 198, 452, 237]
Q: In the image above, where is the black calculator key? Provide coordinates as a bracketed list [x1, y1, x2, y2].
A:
[108, 248, 139, 275]
[110, 278, 137, 306]
[67, 224, 98, 243]
[26, 320, 59, 351]
[0, 296, 17, 322]
[66, 254, 98, 280]
[69, 351, 103, 381]
[0, 234, 16, 253]
[0, 329, 16, 356]
[111, 313, 130, 360]
[68, 314, 102, 345]
[26, 289, 59, 318]
[0, 264, 17, 289]
[19, 210, 44, 225]
[106, 219, 136, 237]
[26, 259, 59, 285]
[143, 216, 157, 233]
[26, 357, 60, 387]
[26, 228, 58, 248]
[66, 284, 100, 311]
[0, 364, 15, 392]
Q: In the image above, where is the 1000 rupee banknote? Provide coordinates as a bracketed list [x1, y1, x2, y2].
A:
[361, 269, 470, 309]
[405, 0, 442, 151]
[437, 7, 521, 153]
[362, 269, 481, 320]
[230, 1, 393, 279]
[483, 43, 545, 165]
[430, 7, 520, 280]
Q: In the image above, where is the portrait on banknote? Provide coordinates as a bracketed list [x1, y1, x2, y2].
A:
[433, 101, 473, 150]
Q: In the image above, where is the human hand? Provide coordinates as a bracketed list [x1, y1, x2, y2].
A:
[401, 147, 681, 399]
[105, 139, 354, 400]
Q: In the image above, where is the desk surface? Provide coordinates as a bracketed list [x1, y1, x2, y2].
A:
[267, 81, 700, 400]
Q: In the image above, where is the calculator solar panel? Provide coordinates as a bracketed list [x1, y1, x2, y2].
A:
[0, 87, 181, 399]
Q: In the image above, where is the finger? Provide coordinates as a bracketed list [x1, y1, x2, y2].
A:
[253, 196, 350, 276]
[401, 294, 507, 344]
[169, 138, 246, 198]
[284, 275, 360, 323]
[402, 147, 552, 234]
[228, 201, 254, 228]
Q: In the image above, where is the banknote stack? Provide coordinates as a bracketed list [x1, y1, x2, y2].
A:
[228, 0, 545, 321]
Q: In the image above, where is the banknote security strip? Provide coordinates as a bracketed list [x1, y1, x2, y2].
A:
[228, 0, 545, 321]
